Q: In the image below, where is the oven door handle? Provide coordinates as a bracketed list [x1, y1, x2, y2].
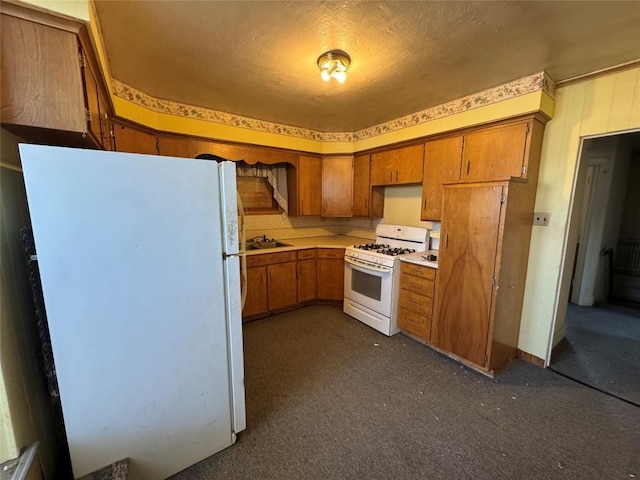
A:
[344, 257, 393, 275]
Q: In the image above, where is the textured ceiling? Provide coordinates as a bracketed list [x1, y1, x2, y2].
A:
[94, 1, 640, 132]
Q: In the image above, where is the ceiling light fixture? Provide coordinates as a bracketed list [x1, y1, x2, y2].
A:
[317, 50, 351, 84]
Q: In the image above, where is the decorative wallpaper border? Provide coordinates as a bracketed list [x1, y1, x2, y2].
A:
[112, 71, 555, 143]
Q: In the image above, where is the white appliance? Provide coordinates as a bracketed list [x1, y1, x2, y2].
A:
[343, 224, 429, 336]
[19, 145, 246, 479]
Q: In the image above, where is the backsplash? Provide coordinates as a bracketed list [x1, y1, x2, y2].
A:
[244, 214, 379, 241]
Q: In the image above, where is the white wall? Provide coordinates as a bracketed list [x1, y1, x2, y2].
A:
[518, 67, 640, 363]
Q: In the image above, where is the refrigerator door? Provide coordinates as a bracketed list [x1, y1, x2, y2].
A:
[19, 145, 244, 479]
[217, 161, 246, 434]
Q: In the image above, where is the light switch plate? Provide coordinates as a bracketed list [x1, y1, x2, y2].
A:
[533, 212, 550, 226]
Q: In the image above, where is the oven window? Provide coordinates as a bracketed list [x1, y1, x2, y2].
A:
[351, 268, 382, 301]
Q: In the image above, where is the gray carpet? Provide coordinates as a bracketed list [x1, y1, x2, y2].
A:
[170, 305, 639, 480]
[551, 303, 640, 406]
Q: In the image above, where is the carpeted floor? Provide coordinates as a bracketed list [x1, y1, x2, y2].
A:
[170, 305, 639, 480]
[551, 303, 640, 406]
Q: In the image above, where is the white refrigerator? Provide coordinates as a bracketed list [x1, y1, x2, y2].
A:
[19, 144, 246, 479]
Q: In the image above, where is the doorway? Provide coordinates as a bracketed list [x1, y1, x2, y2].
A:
[550, 131, 640, 406]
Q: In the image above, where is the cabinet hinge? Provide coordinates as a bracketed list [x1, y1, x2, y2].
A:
[491, 276, 497, 287]
[85, 108, 91, 122]
[78, 50, 86, 68]
[485, 354, 489, 364]
[521, 165, 527, 175]
[526, 122, 531, 134]
[500, 193, 506, 204]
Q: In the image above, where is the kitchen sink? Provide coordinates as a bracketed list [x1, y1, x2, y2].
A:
[245, 240, 292, 250]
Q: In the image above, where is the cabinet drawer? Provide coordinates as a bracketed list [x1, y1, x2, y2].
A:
[246, 250, 296, 267]
[398, 307, 432, 341]
[401, 276, 434, 297]
[400, 261, 436, 280]
[316, 248, 345, 259]
[399, 290, 433, 316]
[297, 248, 316, 260]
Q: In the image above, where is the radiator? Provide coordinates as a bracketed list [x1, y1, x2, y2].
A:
[615, 238, 640, 275]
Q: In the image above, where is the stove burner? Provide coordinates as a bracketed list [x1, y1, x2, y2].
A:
[355, 243, 389, 251]
[377, 247, 416, 256]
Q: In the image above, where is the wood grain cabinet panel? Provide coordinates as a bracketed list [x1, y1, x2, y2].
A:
[352, 154, 371, 217]
[296, 156, 323, 216]
[322, 156, 353, 217]
[267, 262, 297, 311]
[297, 258, 317, 303]
[397, 262, 436, 341]
[112, 122, 158, 155]
[371, 144, 424, 186]
[243, 266, 268, 318]
[316, 248, 345, 301]
[432, 178, 539, 374]
[463, 121, 531, 181]
[421, 136, 463, 221]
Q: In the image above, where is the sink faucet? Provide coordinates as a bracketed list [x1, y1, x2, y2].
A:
[250, 234, 269, 243]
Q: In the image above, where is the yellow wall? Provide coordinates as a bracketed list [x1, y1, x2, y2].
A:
[519, 67, 640, 362]
[19, 0, 89, 21]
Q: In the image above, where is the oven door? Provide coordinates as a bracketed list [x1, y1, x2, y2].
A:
[343, 257, 394, 316]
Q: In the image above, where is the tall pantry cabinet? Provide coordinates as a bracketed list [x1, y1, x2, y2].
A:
[432, 179, 539, 374]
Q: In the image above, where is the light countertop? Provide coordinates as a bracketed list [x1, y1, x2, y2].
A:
[244, 235, 371, 255]
[399, 250, 439, 269]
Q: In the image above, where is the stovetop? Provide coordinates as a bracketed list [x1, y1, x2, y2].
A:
[352, 243, 417, 256]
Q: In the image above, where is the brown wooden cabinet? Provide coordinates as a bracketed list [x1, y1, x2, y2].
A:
[352, 154, 384, 218]
[243, 266, 268, 318]
[432, 179, 537, 374]
[421, 136, 463, 221]
[316, 248, 345, 301]
[0, 11, 102, 148]
[112, 121, 158, 155]
[297, 249, 317, 303]
[322, 156, 353, 217]
[420, 117, 545, 221]
[370, 144, 424, 186]
[397, 262, 436, 341]
[244, 250, 298, 319]
[291, 156, 322, 216]
[267, 262, 297, 310]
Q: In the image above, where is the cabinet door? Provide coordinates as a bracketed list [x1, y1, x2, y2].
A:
[352, 154, 371, 217]
[112, 122, 158, 154]
[297, 258, 317, 303]
[421, 136, 463, 221]
[432, 184, 504, 367]
[1, 15, 86, 133]
[462, 122, 530, 181]
[243, 266, 268, 318]
[157, 136, 199, 158]
[317, 257, 344, 300]
[298, 156, 323, 216]
[370, 151, 393, 185]
[393, 144, 424, 184]
[267, 262, 297, 310]
[322, 156, 353, 217]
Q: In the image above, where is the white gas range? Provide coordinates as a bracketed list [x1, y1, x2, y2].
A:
[343, 224, 430, 336]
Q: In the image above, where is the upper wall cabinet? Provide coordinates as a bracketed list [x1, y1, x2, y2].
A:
[353, 154, 384, 218]
[0, 10, 108, 149]
[112, 121, 158, 155]
[421, 116, 546, 221]
[370, 144, 424, 186]
[289, 155, 322, 216]
[322, 155, 353, 217]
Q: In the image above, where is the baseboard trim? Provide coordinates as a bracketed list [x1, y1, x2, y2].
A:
[517, 349, 545, 368]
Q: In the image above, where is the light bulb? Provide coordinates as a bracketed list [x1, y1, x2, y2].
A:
[321, 70, 331, 82]
[333, 70, 347, 84]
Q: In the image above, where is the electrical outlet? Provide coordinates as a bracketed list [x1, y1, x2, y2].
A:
[533, 212, 550, 226]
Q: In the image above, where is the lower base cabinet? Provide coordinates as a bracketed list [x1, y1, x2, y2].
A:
[316, 248, 346, 301]
[397, 262, 436, 341]
[242, 247, 344, 320]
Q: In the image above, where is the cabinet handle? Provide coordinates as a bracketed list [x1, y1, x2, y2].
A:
[389, 171, 393, 182]
[423, 198, 427, 210]
[466, 161, 471, 176]
[395, 171, 399, 182]
[445, 233, 449, 249]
